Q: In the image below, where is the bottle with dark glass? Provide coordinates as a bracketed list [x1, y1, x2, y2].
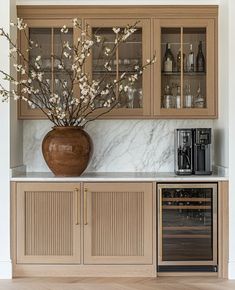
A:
[196, 41, 205, 72]
[163, 43, 175, 72]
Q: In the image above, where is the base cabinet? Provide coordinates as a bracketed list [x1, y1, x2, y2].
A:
[12, 181, 154, 275]
[15, 182, 81, 264]
[83, 183, 153, 264]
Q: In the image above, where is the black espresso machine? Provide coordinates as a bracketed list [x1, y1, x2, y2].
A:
[175, 128, 212, 175]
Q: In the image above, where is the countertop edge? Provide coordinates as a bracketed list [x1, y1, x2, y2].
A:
[10, 175, 229, 182]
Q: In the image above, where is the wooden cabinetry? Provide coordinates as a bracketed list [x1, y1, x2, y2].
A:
[12, 181, 154, 276]
[83, 183, 153, 264]
[18, 19, 79, 119]
[16, 182, 81, 264]
[84, 19, 151, 118]
[153, 19, 217, 118]
[17, 5, 218, 120]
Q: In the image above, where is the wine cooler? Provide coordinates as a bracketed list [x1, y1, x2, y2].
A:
[158, 183, 217, 272]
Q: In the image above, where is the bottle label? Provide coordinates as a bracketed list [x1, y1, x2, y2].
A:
[188, 54, 194, 71]
[164, 59, 172, 72]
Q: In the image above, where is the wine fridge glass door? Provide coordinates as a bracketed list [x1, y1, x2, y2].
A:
[158, 183, 217, 266]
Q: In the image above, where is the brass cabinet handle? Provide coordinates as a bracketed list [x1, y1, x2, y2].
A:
[75, 188, 80, 225]
[84, 188, 88, 225]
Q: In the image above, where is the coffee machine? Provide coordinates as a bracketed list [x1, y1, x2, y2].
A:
[175, 129, 194, 175]
[175, 128, 212, 175]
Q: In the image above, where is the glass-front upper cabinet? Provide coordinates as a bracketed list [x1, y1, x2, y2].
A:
[153, 19, 217, 118]
[85, 19, 151, 118]
[18, 20, 77, 119]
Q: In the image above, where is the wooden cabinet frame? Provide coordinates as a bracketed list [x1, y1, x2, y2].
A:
[17, 5, 218, 120]
[18, 19, 80, 119]
[84, 18, 151, 118]
[153, 19, 217, 118]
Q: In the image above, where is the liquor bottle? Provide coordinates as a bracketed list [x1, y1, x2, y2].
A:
[163, 43, 175, 72]
[194, 82, 205, 108]
[175, 85, 181, 109]
[184, 84, 193, 108]
[196, 41, 205, 72]
[187, 44, 194, 72]
[177, 48, 186, 72]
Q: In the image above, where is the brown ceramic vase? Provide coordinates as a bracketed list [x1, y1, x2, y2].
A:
[42, 126, 93, 176]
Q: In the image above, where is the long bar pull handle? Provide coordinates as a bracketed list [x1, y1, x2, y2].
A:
[75, 188, 80, 225]
[84, 188, 88, 225]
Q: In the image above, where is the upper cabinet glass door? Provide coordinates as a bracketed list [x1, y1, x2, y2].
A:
[85, 19, 151, 118]
[18, 20, 76, 119]
[154, 19, 216, 118]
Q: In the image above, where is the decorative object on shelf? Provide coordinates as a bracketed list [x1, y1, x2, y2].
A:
[42, 126, 92, 176]
[0, 18, 155, 176]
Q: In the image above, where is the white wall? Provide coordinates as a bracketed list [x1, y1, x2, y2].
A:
[228, 0, 235, 279]
[0, 0, 15, 280]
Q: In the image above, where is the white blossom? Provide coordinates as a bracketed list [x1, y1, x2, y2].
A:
[112, 27, 120, 34]
[10, 47, 17, 53]
[36, 55, 41, 62]
[37, 72, 44, 82]
[17, 18, 27, 30]
[61, 25, 68, 33]
[63, 51, 70, 58]
[12, 90, 20, 100]
[73, 18, 81, 28]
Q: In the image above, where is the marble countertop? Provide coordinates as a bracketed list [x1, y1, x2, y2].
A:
[11, 171, 229, 182]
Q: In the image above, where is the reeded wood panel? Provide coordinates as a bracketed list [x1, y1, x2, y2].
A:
[25, 191, 73, 256]
[16, 183, 81, 264]
[84, 183, 153, 265]
[91, 191, 144, 257]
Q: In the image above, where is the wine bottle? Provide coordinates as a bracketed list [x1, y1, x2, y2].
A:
[196, 41, 205, 72]
[187, 44, 194, 72]
[163, 43, 175, 72]
[177, 48, 186, 72]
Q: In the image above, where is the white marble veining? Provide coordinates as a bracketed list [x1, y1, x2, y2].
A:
[23, 119, 214, 172]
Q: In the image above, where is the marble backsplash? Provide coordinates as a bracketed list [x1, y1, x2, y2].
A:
[23, 119, 214, 172]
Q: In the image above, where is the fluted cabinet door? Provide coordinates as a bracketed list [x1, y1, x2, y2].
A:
[83, 183, 153, 264]
[16, 183, 81, 264]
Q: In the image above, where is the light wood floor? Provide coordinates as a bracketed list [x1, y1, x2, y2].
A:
[0, 277, 235, 290]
